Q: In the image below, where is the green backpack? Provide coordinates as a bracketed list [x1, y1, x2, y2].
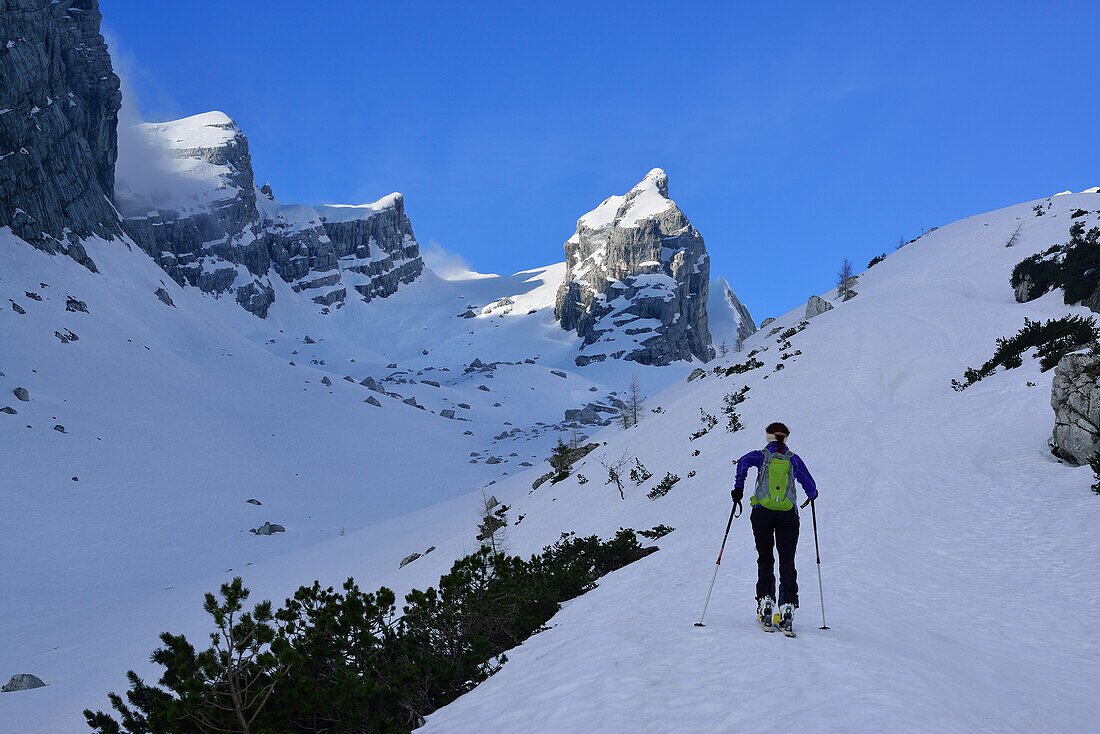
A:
[752, 447, 794, 511]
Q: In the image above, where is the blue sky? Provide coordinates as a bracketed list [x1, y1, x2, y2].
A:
[102, 0, 1100, 320]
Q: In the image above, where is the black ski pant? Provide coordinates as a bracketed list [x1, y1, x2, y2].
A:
[750, 505, 799, 607]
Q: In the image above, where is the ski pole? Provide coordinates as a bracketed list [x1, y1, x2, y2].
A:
[802, 497, 829, 630]
[695, 499, 741, 627]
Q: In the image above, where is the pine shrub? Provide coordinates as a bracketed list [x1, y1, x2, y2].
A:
[86, 531, 658, 734]
[1011, 223, 1100, 305]
[952, 315, 1099, 390]
[647, 472, 680, 499]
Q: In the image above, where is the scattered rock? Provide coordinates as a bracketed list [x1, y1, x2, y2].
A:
[440, 409, 455, 419]
[403, 396, 424, 409]
[564, 405, 601, 425]
[478, 385, 490, 392]
[387, 363, 398, 369]
[458, 403, 471, 409]
[551, 370, 568, 379]
[589, 386, 598, 391]
[2, 674, 46, 692]
[688, 368, 706, 382]
[463, 430, 474, 435]
[154, 287, 175, 307]
[25, 291, 42, 301]
[13, 387, 29, 402]
[65, 297, 89, 313]
[424, 546, 436, 554]
[246, 499, 262, 505]
[364, 396, 382, 407]
[486, 456, 503, 464]
[250, 522, 285, 535]
[422, 379, 440, 387]
[0, 407, 16, 415]
[52, 425, 65, 433]
[10, 301, 26, 314]
[304, 335, 316, 344]
[760, 317, 776, 328]
[399, 552, 422, 568]
[320, 376, 332, 386]
[805, 295, 833, 319]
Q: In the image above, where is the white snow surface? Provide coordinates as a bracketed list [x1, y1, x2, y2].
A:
[137, 111, 240, 150]
[577, 168, 673, 230]
[314, 193, 405, 222]
[4, 191, 1100, 732]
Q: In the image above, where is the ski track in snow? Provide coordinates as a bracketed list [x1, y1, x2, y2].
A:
[3, 193, 1100, 732]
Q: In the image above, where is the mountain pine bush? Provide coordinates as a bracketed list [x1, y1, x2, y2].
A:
[86, 531, 658, 734]
[1011, 223, 1100, 305]
[951, 315, 1098, 390]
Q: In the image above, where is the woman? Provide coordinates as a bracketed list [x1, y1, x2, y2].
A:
[732, 422, 817, 635]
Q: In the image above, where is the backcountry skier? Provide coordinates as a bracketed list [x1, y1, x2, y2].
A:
[732, 422, 817, 636]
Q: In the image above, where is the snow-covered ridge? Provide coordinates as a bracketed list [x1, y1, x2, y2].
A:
[316, 193, 405, 223]
[135, 110, 241, 151]
[576, 167, 674, 232]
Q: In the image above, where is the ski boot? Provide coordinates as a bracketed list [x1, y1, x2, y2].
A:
[757, 597, 776, 633]
[774, 603, 796, 637]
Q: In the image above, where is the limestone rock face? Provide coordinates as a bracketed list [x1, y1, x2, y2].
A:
[116, 113, 423, 318]
[0, 0, 124, 270]
[1050, 352, 1100, 465]
[555, 169, 713, 366]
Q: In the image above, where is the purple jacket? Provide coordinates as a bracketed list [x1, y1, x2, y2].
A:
[734, 442, 817, 500]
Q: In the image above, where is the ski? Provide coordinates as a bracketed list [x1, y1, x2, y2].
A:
[774, 613, 797, 637]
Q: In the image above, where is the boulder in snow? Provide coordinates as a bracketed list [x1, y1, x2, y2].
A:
[805, 296, 833, 319]
[1050, 352, 1100, 464]
[251, 522, 285, 535]
[2, 674, 46, 692]
[65, 297, 89, 313]
[154, 287, 175, 307]
[13, 387, 29, 402]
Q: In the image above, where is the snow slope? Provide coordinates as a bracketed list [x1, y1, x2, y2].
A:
[5, 191, 1100, 732]
[416, 192, 1100, 732]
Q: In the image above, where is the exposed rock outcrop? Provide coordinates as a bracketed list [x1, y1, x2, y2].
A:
[805, 295, 834, 319]
[0, 0, 124, 271]
[555, 169, 713, 366]
[2, 673, 46, 692]
[116, 113, 423, 318]
[1050, 352, 1100, 465]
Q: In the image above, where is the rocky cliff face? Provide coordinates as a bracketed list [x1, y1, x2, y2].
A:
[116, 112, 423, 317]
[0, 0, 124, 270]
[555, 169, 713, 366]
[1050, 351, 1100, 465]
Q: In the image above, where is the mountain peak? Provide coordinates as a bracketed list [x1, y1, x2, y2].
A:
[577, 168, 675, 231]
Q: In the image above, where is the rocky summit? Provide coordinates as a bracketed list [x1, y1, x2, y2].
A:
[555, 169, 714, 367]
[116, 112, 423, 318]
